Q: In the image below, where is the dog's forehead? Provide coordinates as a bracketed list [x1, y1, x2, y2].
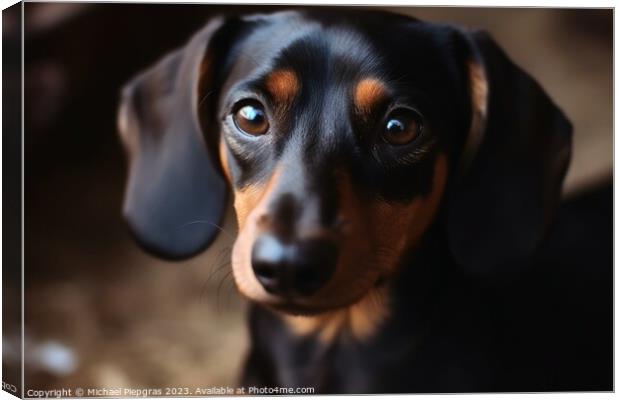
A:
[224, 12, 458, 99]
[232, 18, 383, 82]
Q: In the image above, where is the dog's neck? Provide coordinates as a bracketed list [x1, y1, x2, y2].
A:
[283, 284, 392, 343]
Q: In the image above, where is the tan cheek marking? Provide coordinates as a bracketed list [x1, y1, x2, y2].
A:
[233, 186, 261, 230]
[233, 167, 283, 230]
[284, 312, 344, 342]
[354, 78, 387, 114]
[346, 285, 390, 340]
[231, 167, 284, 303]
[370, 154, 449, 269]
[218, 138, 232, 184]
[265, 69, 300, 104]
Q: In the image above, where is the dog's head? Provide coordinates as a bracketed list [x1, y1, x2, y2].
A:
[118, 10, 571, 314]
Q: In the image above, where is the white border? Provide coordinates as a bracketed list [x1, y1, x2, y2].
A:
[0, 2, 615, 400]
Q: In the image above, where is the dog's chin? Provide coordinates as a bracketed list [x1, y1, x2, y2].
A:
[259, 277, 389, 317]
[266, 302, 337, 316]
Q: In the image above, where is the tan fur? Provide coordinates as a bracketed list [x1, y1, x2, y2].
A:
[285, 285, 390, 342]
[231, 168, 284, 304]
[218, 138, 232, 184]
[354, 78, 388, 114]
[234, 167, 282, 230]
[369, 154, 449, 269]
[265, 69, 300, 104]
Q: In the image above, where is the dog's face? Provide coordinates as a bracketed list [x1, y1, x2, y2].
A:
[214, 13, 466, 313]
[119, 10, 571, 315]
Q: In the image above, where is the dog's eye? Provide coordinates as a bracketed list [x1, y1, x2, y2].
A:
[233, 102, 269, 136]
[382, 109, 423, 146]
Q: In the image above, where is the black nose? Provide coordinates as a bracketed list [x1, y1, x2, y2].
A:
[251, 234, 338, 297]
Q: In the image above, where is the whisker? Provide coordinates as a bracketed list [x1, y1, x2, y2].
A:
[198, 90, 214, 107]
[216, 270, 233, 314]
[201, 260, 231, 302]
[177, 220, 236, 241]
[225, 276, 237, 308]
[200, 247, 232, 303]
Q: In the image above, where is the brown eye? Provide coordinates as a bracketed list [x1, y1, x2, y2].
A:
[233, 102, 269, 136]
[382, 109, 423, 146]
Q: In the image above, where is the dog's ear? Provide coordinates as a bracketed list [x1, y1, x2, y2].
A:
[446, 31, 572, 278]
[118, 17, 237, 260]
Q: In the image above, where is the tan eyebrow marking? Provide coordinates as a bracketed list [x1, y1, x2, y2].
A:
[354, 78, 388, 114]
[265, 69, 300, 104]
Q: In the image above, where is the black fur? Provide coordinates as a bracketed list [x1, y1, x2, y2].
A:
[242, 182, 612, 392]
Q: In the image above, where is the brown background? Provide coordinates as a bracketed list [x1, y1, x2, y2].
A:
[6, 4, 611, 391]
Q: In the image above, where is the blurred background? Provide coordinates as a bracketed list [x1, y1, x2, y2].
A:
[3, 4, 612, 392]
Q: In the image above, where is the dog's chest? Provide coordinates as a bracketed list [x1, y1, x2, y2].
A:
[247, 304, 497, 393]
[264, 320, 412, 393]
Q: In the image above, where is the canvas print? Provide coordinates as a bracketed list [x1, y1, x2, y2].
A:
[3, 3, 612, 397]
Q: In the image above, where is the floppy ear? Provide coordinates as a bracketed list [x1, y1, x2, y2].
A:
[446, 31, 572, 278]
[118, 17, 232, 260]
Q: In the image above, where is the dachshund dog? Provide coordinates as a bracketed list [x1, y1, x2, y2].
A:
[117, 9, 612, 393]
